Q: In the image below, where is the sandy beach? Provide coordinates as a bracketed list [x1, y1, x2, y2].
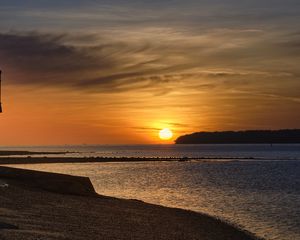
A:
[0, 166, 262, 240]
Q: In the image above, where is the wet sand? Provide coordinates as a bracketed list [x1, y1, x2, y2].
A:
[0, 166, 261, 240]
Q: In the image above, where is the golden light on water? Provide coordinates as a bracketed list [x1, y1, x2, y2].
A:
[159, 128, 173, 140]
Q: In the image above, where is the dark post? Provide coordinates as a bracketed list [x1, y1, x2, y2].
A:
[0, 70, 2, 113]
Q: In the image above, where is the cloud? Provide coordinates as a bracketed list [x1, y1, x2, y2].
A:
[0, 32, 114, 82]
[2, 0, 299, 32]
[0, 32, 163, 92]
[0, 32, 191, 92]
[0, 30, 299, 97]
[132, 127, 161, 131]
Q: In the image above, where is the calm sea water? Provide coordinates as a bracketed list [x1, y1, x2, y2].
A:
[1, 144, 300, 240]
[1, 144, 300, 159]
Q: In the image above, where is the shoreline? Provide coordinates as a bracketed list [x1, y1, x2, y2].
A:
[0, 166, 262, 240]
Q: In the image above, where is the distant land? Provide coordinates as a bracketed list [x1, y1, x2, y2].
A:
[175, 129, 300, 144]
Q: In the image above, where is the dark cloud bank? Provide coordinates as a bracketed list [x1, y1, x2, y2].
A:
[0, 31, 299, 94]
[0, 33, 113, 85]
[0, 32, 182, 93]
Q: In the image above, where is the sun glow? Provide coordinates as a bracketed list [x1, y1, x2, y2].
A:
[159, 128, 173, 140]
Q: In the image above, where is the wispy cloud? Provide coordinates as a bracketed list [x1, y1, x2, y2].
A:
[1, 28, 299, 97]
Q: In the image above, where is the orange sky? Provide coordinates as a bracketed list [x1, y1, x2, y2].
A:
[0, 1, 300, 145]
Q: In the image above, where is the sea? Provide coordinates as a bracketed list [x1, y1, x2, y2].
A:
[1, 144, 299, 240]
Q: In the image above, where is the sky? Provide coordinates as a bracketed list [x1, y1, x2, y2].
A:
[0, 0, 299, 145]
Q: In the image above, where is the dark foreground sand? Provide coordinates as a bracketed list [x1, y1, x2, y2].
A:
[0, 166, 261, 240]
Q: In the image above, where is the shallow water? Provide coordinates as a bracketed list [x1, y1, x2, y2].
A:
[1, 144, 300, 160]
[7, 159, 300, 240]
[2, 144, 300, 239]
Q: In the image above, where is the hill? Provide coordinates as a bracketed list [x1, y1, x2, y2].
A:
[175, 129, 300, 144]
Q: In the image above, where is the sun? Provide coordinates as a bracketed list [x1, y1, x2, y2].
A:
[159, 128, 173, 140]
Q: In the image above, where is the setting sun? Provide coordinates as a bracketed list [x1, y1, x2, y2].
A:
[159, 128, 173, 140]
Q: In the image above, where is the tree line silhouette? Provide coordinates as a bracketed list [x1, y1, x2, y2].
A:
[175, 129, 300, 144]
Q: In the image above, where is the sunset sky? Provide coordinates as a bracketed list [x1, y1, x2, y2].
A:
[0, 0, 299, 145]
